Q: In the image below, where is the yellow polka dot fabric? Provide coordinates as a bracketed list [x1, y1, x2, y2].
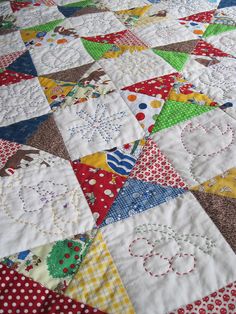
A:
[65, 231, 135, 314]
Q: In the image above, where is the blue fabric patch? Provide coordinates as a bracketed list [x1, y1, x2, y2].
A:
[100, 178, 186, 227]
[58, 6, 81, 17]
[7, 51, 38, 77]
[0, 114, 50, 144]
[218, 0, 236, 9]
[107, 150, 136, 176]
[18, 250, 30, 260]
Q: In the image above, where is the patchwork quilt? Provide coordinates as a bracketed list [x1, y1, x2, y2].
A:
[1, 0, 236, 313]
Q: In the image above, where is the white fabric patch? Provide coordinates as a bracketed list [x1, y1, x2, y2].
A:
[68, 12, 126, 37]
[0, 32, 25, 57]
[0, 78, 50, 126]
[99, 50, 175, 89]
[206, 30, 236, 57]
[0, 153, 95, 258]
[151, 108, 236, 186]
[133, 19, 198, 48]
[101, 192, 236, 314]
[53, 91, 145, 159]
[30, 40, 93, 75]
[14, 6, 64, 28]
[183, 57, 236, 104]
[99, 0, 149, 11]
[0, 1, 13, 15]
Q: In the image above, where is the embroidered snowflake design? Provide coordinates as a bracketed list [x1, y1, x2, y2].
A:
[68, 103, 127, 143]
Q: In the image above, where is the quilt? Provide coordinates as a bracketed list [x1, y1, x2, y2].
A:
[0, 0, 236, 313]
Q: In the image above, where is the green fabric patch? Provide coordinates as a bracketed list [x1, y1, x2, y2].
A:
[64, 0, 94, 8]
[152, 100, 215, 133]
[203, 23, 236, 38]
[81, 38, 113, 60]
[23, 19, 64, 32]
[152, 49, 189, 71]
[47, 239, 85, 279]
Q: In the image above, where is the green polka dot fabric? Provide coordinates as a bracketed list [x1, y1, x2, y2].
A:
[152, 100, 215, 133]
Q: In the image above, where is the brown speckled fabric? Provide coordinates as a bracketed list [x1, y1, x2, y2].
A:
[192, 190, 236, 252]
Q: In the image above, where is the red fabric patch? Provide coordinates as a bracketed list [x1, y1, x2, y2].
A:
[0, 139, 21, 169]
[82, 30, 129, 44]
[179, 10, 216, 23]
[122, 73, 179, 100]
[170, 281, 236, 314]
[10, 1, 32, 12]
[72, 162, 126, 225]
[0, 263, 106, 314]
[0, 69, 34, 86]
[192, 40, 232, 57]
[129, 138, 188, 189]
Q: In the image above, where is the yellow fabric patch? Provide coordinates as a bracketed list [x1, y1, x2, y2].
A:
[191, 167, 236, 199]
[103, 45, 146, 59]
[168, 76, 218, 106]
[38, 77, 75, 107]
[65, 231, 135, 314]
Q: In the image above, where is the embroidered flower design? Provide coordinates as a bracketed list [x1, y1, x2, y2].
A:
[68, 103, 127, 143]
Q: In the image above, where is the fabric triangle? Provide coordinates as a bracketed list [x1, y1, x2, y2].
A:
[0, 114, 50, 144]
[1, 231, 94, 291]
[63, 0, 94, 7]
[0, 69, 34, 86]
[122, 72, 179, 100]
[72, 162, 126, 225]
[7, 50, 38, 77]
[58, 6, 83, 17]
[38, 77, 76, 110]
[0, 139, 21, 171]
[129, 138, 187, 189]
[71, 7, 108, 17]
[191, 39, 232, 57]
[100, 178, 186, 227]
[153, 49, 189, 71]
[168, 74, 219, 106]
[191, 167, 236, 199]
[203, 23, 236, 38]
[81, 39, 113, 60]
[218, 0, 236, 9]
[179, 10, 215, 23]
[81, 30, 128, 44]
[40, 62, 94, 83]
[23, 19, 64, 32]
[26, 114, 70, 160]
[194, 57, 220, 67]
[0, 263, 106, 314]
[65, 231, 135, 314]
[0, 50, 26, 69]
[154, 40, 198, 53]
[152, 100, 215, 133]
[121, 90, 165, 134]
[192, 190, 236, 252]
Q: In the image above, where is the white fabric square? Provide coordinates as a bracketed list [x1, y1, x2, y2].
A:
[101, 192, 236, 314]
[99, 50, 175, 89]
[206, 30, 236, 57]
[99, 0, 149, 11]
[0, 1, 13, 15]
[151, 108, 236, 187]
[0, 78, 50, 127]
[183, 57, 236, 104]
[68, 12, 126, 37]
[53, 91, 145, 160]
[0, 152, 95, 258]
[30, 40, 93, 75]
[133, 19, 198, 48]
[0, 32, 25, 57]
[14, 6, 64, 29]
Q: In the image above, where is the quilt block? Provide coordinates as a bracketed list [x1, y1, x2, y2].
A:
[0, 0, 236, 313]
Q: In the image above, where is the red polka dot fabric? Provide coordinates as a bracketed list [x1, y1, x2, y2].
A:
[129, 138, 188, 189]
[0, 263, 106, 314]
[170, 281, 236, 314]
[72, 162, 126, 225]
